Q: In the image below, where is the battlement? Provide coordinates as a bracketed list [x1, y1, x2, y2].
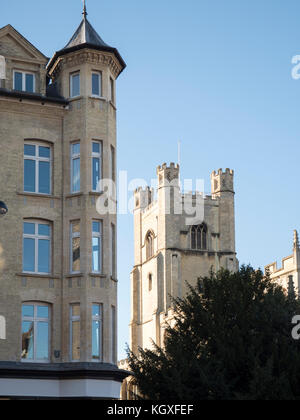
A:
[157, 162, 180, 173]
[134, 186, 153, 194]
[211, 168, 235, 195]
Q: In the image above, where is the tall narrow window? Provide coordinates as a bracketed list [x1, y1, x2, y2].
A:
[111, 223, 116, 278]
[70, 304, 80, 361]
[146, 231, 154, 260]
[23, 221, 51, 274]
[111, 305, 116, 364]
[14, 71, 35, 93]
[92, 141, 102, 191]
[109, 77, 114, 102]
[71, 221, 80, 273]
[92, 304, 103, 361]
[92, 221, 102, 273]
[110, 145, 116, 182]
[70, 73, 80, 98]
[24, 143, 51, 194]
[191, 224, 208, 250]
[92, 72, 102, 97]
[71, 143, 80, 193]
[22, 303, 50, 362]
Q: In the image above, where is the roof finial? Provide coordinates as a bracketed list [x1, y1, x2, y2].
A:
[294, 230, 299, 250]
[82, 0, 88, 18]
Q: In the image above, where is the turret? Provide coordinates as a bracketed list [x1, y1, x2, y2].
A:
[211, 168, 234, 196]
[211, 168, 235, 253]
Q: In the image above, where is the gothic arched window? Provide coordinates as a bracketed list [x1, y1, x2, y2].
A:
[191, 224, 207, 250]
[146, 231, 154, 260]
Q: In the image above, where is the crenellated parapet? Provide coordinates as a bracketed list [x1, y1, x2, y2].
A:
[211, 168, 234, 195]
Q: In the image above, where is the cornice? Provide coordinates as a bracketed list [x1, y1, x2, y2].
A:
[49, 49, 122, 79]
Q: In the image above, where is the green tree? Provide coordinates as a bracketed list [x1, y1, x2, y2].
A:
[128, 266, 300, 400]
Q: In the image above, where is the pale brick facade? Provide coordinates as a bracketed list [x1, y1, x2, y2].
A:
[265, 231, 300, 296]
[0, 10, 128, 399]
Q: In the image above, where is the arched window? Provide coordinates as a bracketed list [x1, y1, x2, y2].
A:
[191, 224, 207, 250]
[145, 231, 154, 260]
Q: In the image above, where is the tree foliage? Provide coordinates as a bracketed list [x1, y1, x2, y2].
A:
[128, 266, 300, 400]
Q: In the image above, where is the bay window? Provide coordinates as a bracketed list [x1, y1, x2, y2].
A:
[92, 72, 102, 97]
[92, 221, 102, 273]
[92, 304, 103, 361]
[71, 143, 80, 193]
[70, 221, 80, 273]
[92, 141, 102, 191]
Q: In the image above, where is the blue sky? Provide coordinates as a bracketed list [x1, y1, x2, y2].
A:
[2, 0, 300, 359]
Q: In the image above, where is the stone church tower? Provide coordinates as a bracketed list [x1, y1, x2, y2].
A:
[0, 6, 127, 399]
[130, 164, 238, 353]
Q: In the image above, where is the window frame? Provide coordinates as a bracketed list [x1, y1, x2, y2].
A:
[91, 141, 103, 192]
[111, 305, 116, 364]
[109, 77, 115, 103]
[111, 223, 116, 278]
[71, 142, 81, 193]
[21, 302, 50, 363]
[70, 72, 80, 98]
[91, 71, 102, 98]
[24, 142, 52, 195]
[92, 303, 103, 361]
[22, 220, 52, 275]
[92, 220, 103, 274]
[13, 70, 36, 93]
[191, 224, 208, 251]
[110, 145, 116, 183]
[70, 220, 81, 274]
[145, 231, 154, 260]
[70, 304, 81, 362]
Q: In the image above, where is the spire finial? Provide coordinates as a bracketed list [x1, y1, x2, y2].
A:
[82, 0, 88, 18]
[294, 230, 299, 250]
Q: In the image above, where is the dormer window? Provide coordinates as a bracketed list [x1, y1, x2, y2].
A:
[70, 72, 80, 98]
[13, 71, 35, 93]
[92, 72, 102, 97]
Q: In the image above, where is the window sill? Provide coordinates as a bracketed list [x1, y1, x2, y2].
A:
[89, 95, 106, 101]
[89, 273, 106, 278]
[109, 100, 117, 110]
[69, 96, 83, 102]
[18, 192, 60, 200]
[65, 273, 83, 278]
[17, 273, 59, 279]
[65, 192, 84, 199]
[89, 191, 104, 196]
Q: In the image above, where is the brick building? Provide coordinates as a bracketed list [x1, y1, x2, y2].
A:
[0, 6, 128, 399]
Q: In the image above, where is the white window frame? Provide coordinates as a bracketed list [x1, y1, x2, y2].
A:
[111, 305, 116, 364]
[92, 304, 103, 361]
[110, 145, 116, 182]
[91, 71, 102, 97]
[70, 304, 80, 362]
[23, 220, 51, 275]
[13, 70, 35, 93]
[71, 142, 80, 193]
[110, 223, 116, 278]
[70, 72, 80, 98]
[70, 221, 81, 274]
[109, 77, 114, 103]
[91, 141, 102, 192]
[24, 142, 52, 195]
[21, 302, 50, 363]
[92, 220, 102, 274]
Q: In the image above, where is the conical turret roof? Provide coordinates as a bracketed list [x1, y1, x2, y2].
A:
[47, 12, 126, 76]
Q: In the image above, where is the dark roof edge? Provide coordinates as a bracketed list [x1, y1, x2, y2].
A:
[47, 43, 126, 77]
[0, 362, 130, 382]
[0, 88, 69, 106]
